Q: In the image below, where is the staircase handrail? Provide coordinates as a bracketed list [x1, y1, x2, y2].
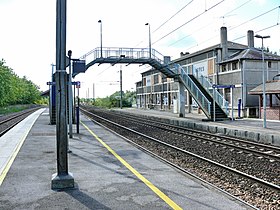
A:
[197, 76, 229, 115]
[169, 63, 211, 115]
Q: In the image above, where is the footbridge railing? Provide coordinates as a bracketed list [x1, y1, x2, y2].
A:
[80, 47, 165, 66]
[78, 47, 176, 78]
[170, 64, 212, 118]
[197, 76, 229, 115]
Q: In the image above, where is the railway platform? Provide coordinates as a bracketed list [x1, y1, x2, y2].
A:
[0, 108, 254, 209]
[115, 108, 280, 147]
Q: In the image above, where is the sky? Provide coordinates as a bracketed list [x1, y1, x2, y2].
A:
[0, 0, 279, 98]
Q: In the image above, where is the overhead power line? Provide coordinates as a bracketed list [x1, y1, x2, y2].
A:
[232, 23, 280, 42]
[152, 0, 225, 45]
[168, 0, 252, 47]
[229, 6, 280, 31]
[153, 0, 194, 33]
[184, 5, 280, 53]
[223, 0, 252, 16]
[133, 0, 195, 48]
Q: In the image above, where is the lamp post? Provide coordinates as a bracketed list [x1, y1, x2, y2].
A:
[98, 20, 103, 57]
[120, 65, 123, 109]
[67, 50, 73, 139]
[145, 23, 151, 58]
[255, 34, 270, 128]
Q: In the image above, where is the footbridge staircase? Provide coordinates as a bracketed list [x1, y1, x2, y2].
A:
[77, 47, 228, 121]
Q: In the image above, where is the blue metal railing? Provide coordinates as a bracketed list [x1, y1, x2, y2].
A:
[170, 64, 211, 116]
[197, 76, 229, 115]
[80, 47, 165, 65]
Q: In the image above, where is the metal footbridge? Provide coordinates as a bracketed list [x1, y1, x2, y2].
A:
[78, 47, 175, 78]
[77, 47, 228, 120]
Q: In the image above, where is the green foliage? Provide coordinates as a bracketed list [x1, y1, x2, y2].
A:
[0, 104, 36, 115]
[0, 59, 42, 107]
[91, 90, 136, 109]
[35, 97, 49, 105]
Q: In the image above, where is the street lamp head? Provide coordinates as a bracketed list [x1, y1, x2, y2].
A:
[255, 34, 270, 39]
[67, 50, 72, 57]
[98, 20, 102, 23]
[145, 23, 149, 26]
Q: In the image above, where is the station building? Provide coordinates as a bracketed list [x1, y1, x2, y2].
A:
[136, 27, 280, 119]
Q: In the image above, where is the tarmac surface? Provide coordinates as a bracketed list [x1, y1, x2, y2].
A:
[0, 108, 259, 209]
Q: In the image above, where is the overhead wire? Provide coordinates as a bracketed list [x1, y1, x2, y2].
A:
[152, 0, 194, 33]
[223, 0, 252, 16]
[168, 0, 253, 47]
[133, 0, 195, 47]
[232, 23, 280, 42]
[152, 0, 225, 45]
[182, 5, 280, 53]
[229, 6, 280, 31]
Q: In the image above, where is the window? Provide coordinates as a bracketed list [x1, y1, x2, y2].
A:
[232, 62, 238, 70]
[225, 88, 231, 103]
[154, 74, 159, 84]
[221, 64, 227, 72]
[143, 78, 146, 86]
[268, 61, 272, 68]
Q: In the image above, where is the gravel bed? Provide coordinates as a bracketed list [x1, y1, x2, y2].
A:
[82, 107, 280, 209]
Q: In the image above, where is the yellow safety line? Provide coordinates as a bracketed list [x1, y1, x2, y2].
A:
[81, 121, 182, 210]
[0, 130, 29, 186]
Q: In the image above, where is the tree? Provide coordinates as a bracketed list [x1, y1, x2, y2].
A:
[92, 90, 136, 108]
[0, 59, 41, 107]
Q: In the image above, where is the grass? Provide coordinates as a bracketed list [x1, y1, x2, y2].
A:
[0, 104, 35, 115]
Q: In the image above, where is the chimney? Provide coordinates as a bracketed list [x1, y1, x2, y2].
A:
[163, 56, 171, 64]
[220, 27, 228, 61]
[247, 30, 254, 48]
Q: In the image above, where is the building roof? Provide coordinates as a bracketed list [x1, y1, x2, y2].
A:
[248, 80, 280, 95]
[173, 41, 247, 62]
[220, 48, 280, 64]
[41, 90, 50, 97]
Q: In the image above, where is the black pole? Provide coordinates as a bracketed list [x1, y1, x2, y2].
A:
[76, 87, 80, 134]
[51, 0, 74, 190]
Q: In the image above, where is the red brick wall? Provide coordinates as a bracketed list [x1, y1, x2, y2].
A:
[261, 107, 280, 120]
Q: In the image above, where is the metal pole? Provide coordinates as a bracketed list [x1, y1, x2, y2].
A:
[213, 87, 216, 122]
[77, 87, 80, 134]
[145, 23, 151, 58]
[50, 64, 55, 124]
[98, 20, 102, 57]
[93, 83, 95, 99]
[51, 0, 74, 190]
[261, 38, 266, 128]
[120, 65, 123, 109]
[68, 50, 73, 138]
[255, 34, 270, 128]
[231, 86, 234, 121]
[73, 83, 76, 123]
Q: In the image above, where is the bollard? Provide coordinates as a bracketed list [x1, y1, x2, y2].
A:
[238, 98, 241, 118]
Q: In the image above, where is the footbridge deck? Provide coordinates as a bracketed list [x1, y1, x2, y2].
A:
[76, 47, 176, 78]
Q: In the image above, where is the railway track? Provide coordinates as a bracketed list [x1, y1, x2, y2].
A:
[93, 107, 280, 161]
[0, 107, 40, 137]
[81, 106, 280, 209]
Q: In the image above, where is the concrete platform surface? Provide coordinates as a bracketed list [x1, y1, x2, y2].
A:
[0, 108, 254, 209]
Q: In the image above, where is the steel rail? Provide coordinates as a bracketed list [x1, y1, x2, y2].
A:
[0, 108, 39, 136]
[81, 108, 280, 192]
[83, 107, 280, 160]
[113, 109, 280, 152]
